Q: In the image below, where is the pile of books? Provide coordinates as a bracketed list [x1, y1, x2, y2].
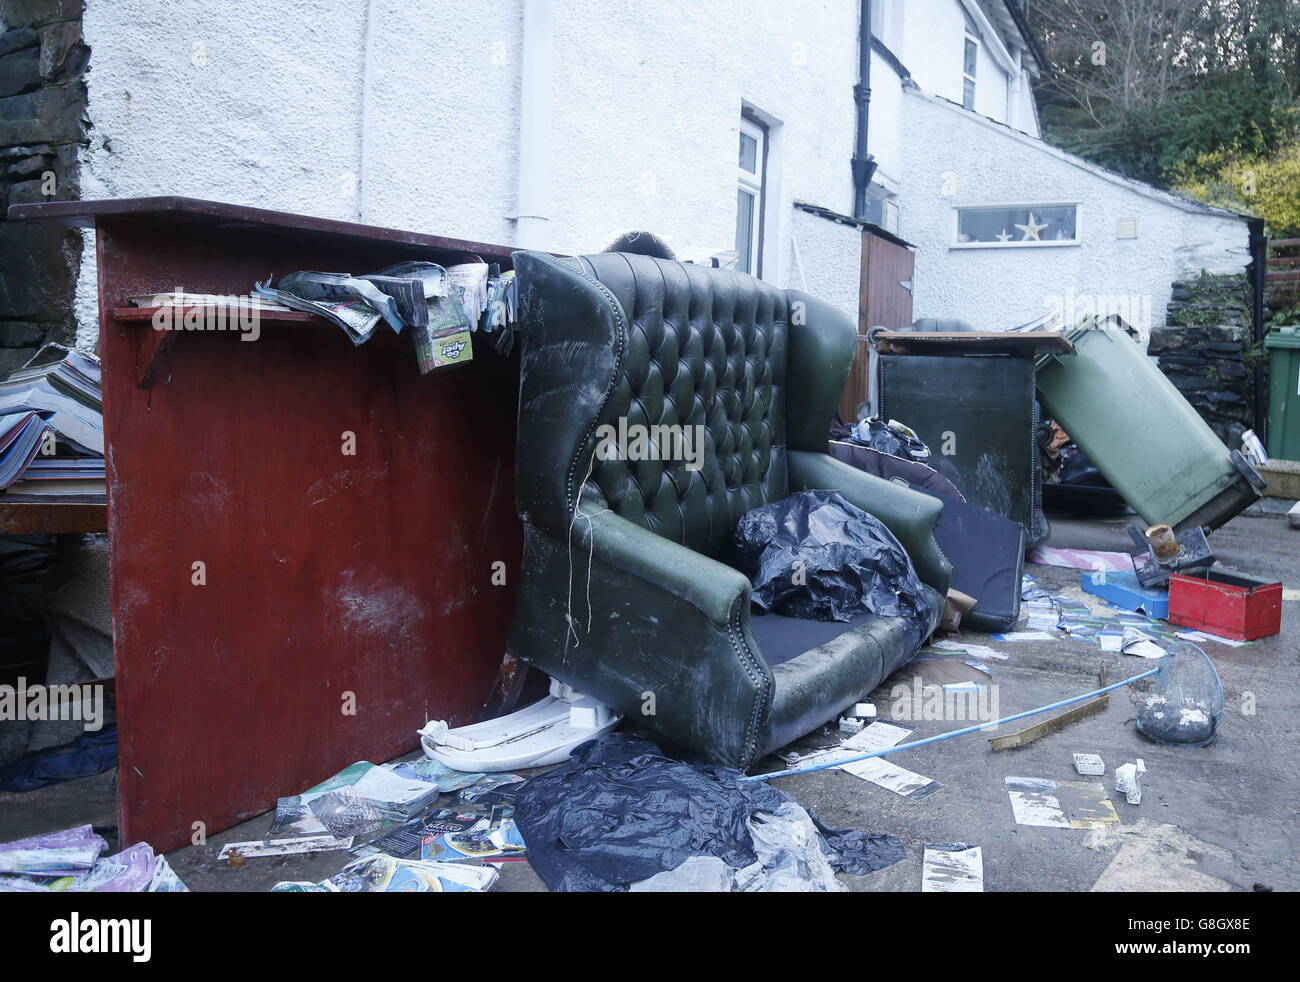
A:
[0, 348, 106, 504]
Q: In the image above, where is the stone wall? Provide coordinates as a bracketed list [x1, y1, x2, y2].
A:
[1150, 272, 1255, 448]
[0, 0, 87, 375]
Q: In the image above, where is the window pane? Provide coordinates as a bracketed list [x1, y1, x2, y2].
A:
[963, 77, 975, 110]
[739, 131, 758, 173]
[964, 38, 978, 77]
[956, 205, 1078, 244]
[736, 189, 755, 273]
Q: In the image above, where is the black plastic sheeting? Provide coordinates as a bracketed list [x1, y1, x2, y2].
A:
[734, 490, 932, 642]
[514, 735, 905, 891]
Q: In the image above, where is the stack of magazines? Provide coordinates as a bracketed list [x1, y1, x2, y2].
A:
[253, 260, 518, 374]
[0, 346, 105, 503]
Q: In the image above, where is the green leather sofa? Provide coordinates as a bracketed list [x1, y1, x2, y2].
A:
[507, 251, 952, 770]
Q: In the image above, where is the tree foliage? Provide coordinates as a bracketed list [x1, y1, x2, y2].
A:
[1028, 0, 1300, 187]
[1172, 144, 1300, 236]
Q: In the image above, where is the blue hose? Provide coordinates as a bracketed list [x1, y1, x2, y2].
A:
[741, 666, 1161, 783]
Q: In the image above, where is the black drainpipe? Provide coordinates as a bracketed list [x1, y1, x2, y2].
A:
[1247, 217, 1268, 441]
[852, 0, 878, 220]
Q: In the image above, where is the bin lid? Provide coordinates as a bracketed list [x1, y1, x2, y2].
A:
[1265, 326, 1300, 349]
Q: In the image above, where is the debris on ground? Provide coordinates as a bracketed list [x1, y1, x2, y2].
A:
[267, 759, 521, 838]
[1135, 643, 1224, 747]
[1120, 626, 1166, 659]
[419, 678, 621, 771]
[273, 855, 499, 893]
[1080, 570, 1170, 618]
[217, 836, 354, 862]
[1073, 753, 1106, 776]
[512, 734, 906, 892]
[0, 825, 187, 892]
[988, 694, 1109, 751]
[1005, 776, 1120, 830]
[1167, 569, 1283, 641]
[1115, 760, 1147, 805]
[922, 843, 984, 892]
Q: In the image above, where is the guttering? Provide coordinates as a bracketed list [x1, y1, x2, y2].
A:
[516, 0, 552, 249]
[852, 0, 878, 220]
[1002, 0, 1048, 73]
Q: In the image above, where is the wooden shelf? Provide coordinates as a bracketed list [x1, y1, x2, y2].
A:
[113, 306, 317, 324]
[0, 499, 107, 534]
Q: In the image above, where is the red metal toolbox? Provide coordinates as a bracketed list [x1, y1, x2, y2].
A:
[1168, 569, 1283, 641]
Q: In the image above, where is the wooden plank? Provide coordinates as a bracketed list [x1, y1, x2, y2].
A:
[843, 229, 913, 421]
[0, 501, 107, 534]
[10, 196, 517, 264]
[874, 331, 1076, 356]
[988, 695, 1109, 751]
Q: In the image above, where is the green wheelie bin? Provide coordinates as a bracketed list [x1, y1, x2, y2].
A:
[1265, 326, 1300, 461]
[1036, 318, 1265, 532]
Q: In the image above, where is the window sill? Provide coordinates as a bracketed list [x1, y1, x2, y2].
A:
[949, 240, 1082, 250]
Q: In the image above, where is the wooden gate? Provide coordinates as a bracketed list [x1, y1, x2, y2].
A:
[840, 227, 915, 421]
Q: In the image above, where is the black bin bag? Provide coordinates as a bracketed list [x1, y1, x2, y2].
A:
[734, 490, 932, 646]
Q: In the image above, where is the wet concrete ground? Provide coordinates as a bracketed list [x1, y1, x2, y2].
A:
[3, 510, 1296, 892]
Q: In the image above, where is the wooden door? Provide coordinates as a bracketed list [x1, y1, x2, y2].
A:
[839, 229, 915, 422]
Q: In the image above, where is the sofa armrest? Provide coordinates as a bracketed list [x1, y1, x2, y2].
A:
[787, 449, 953, 594]
[572, 501, 752, 627]
[509, 508, 773, 768]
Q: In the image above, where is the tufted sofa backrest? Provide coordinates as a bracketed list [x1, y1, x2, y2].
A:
[567, 253, 789, 559]
[513, 251, 854, 562]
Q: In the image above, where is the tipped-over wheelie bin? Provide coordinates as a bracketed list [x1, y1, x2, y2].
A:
[1036, 319, 1264, 532]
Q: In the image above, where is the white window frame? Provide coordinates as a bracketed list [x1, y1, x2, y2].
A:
[962, 32, 979, 111]
[736, 115, 767, 276]
[950, 201, 1083, 250]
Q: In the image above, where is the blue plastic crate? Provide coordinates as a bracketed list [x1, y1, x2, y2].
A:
[1079, 570, 1170, 619]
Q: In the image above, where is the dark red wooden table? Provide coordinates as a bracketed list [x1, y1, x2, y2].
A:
[8, 197, 524, 852]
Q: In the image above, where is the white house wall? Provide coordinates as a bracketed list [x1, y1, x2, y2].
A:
[895, 89, 1250, 340]
[73, 0, 871, 345]
[69, 0, 1225, 353]
[782, 208, 864, 323]
[866, 49, 906, 191]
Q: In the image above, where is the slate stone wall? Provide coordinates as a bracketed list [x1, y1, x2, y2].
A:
[0, 0, 88, 376]
[1150, 273, 1256, 448]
